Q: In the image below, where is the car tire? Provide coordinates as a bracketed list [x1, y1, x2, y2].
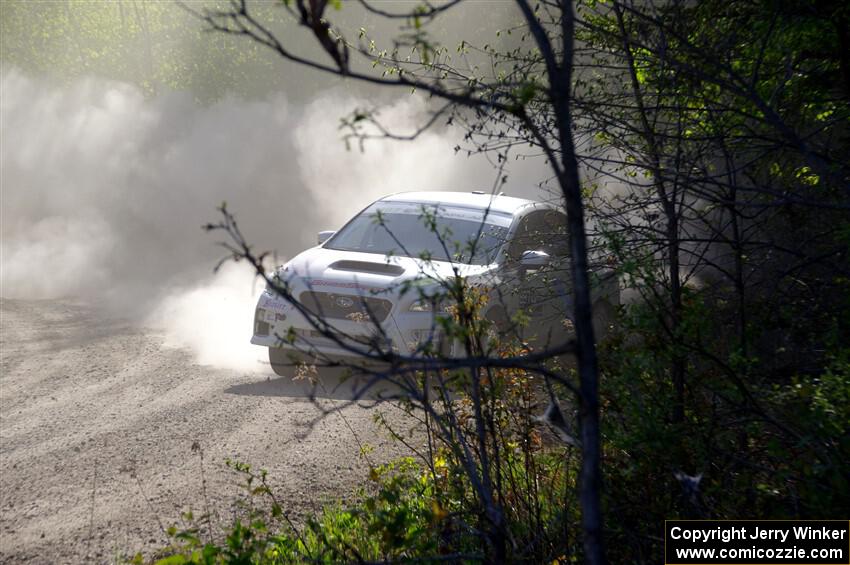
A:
[268, 347, 289, 377]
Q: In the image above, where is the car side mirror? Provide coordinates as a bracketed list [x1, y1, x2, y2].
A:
[317, 230, 335, 245]
[520, 250, 550, 267]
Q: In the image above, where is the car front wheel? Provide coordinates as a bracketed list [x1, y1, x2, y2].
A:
[268, 347, 289, 376]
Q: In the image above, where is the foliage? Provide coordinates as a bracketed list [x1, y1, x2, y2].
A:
[598, 295, 850, 561]
[573, 2, 849, 559]
[592, 212, 850, 559]
[0, 1, 308, 102]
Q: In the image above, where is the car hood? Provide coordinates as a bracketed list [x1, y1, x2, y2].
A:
[280, 246, 496, 294]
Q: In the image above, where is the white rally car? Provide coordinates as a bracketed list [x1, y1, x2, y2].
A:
[251, 191, 618, 374]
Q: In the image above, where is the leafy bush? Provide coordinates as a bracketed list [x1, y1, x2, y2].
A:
[147, 443, 576, 564]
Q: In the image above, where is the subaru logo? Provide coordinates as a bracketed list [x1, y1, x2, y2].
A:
[335, 296, 355, 308]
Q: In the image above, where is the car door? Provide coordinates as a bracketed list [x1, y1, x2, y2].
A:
[497, 209, 572, 348]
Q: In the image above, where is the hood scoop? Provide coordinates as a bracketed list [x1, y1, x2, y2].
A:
[329, 260, 405, 277]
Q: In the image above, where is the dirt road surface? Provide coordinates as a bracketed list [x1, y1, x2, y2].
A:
[0, 298, 411, 563]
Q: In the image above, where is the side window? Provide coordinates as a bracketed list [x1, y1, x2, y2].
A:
[542, 210, 569, 258]
[507, 210, 570, 262]
[507, 211, 548, 262]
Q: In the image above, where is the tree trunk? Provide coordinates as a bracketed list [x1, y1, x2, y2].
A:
[551, 3, 606, 563]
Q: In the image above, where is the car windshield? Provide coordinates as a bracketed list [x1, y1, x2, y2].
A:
[325, 201, 512, 265]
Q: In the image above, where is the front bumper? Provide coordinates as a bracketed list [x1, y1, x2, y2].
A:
[250, 290, 450, 358]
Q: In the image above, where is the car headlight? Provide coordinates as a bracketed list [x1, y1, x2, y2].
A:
[265, 266, 287, 292]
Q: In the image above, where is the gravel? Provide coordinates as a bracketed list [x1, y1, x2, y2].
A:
[0, 298, 411, 563]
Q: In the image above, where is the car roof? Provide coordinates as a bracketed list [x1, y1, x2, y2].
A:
[379, 191, 555, 216]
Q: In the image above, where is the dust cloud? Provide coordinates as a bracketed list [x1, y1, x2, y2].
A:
[147, 261, 266, 372]
[1, 68, 550, 371]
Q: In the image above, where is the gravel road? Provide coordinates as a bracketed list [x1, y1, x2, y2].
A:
[0, 298, 410, 563]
